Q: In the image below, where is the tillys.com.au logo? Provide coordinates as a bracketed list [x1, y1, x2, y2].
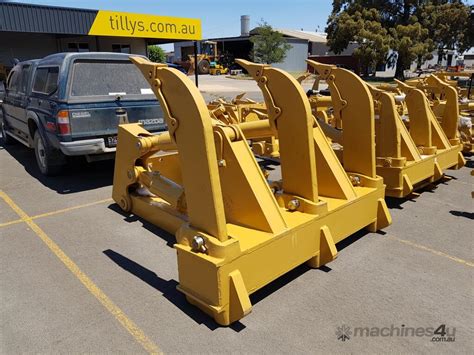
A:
[336, 324, 455, 342]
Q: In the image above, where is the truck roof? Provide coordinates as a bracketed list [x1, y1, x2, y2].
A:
[37, 52, 146, 66]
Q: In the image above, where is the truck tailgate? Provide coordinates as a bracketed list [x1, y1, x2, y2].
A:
[68, 101, 166, 139]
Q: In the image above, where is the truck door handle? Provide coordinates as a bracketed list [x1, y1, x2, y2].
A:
[38, 100, 42, 105]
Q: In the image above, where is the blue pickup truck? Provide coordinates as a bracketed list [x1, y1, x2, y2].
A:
[1, 52, 166, 175]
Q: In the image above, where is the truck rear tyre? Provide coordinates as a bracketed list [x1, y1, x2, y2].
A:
[1, 119, 16, 145]
[198, 60, 210, 74]
[34, 131, 64, 176]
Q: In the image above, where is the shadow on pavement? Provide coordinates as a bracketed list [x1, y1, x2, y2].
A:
[464, 156, 473, 167]
[250, 264, 312, 305]
[2, 140, 113, 194]
[384, 196, 418, 210]
[103, 249, 246, 332]
[108, 203, 176, 248]
[449, 210, 473, 220]
[383, 175, 457, 210]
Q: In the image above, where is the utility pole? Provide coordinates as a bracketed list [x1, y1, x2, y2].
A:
[194, 41, 198, 87]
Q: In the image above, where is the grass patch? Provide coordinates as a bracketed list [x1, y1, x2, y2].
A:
[362, 76, 396, 85]
[225, 71, 319, 81]
[225, 74, 253, 80]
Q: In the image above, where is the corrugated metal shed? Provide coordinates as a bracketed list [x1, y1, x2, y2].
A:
[275, 29, 327, 43]
[249, 27, 328, 44]
[0, 1, 97, 35]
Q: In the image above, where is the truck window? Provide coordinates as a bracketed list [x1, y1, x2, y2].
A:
[7, 69, 20, 92]
[19, 65, 31, 94]
[69, 60, 153, 98]
[33, 67, 59, 95]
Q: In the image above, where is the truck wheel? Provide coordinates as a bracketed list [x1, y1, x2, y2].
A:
[216, 70, 221, 75]
[1, 119, 15, 145]
[198, 60, 210, 74]
[34, 131, 64, 176]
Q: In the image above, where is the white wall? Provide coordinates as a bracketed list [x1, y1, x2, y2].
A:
[0, 33, 148, 68]
[57, 36, 98, 52]
[57, 36, 147, 55]
[375, 50, 462, 78]
[96, 37, 147, 55]
[272, 38, 308, 72]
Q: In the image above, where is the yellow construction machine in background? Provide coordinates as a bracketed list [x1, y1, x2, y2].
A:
[112, 57, 391, 325]
[184, 41, 220, 75]
[209, 63, 229, 75]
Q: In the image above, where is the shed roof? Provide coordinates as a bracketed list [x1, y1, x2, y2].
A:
[275, 29, 327, 43]
[0, 1, 97, 35]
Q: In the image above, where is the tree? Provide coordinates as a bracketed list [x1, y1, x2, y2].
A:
[327, 7, 391, 76]
[326, 0, 473, 79]
[147, 45, 166, 63]
[250, 21, 291, 64]
[420, 1, 473, 62]
[388, 20, 434, 76]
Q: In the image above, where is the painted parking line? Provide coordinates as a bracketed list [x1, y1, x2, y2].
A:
[0, 191, 161, 354]
[389, 235, 474, 267]
[0, 198, 113, 228]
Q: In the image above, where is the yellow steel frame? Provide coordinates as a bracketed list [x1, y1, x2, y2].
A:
[414, 75, 473, 154]
[207, 95, 279, 157]
[112, 57, 391, 325]
[306, 61, 465, 197]
[396, 80, 466, 169]
[369, 85, 442, 197]
[434, 71, 473, 101]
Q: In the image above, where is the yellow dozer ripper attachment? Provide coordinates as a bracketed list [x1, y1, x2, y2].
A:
[368, 84, 450, 197]
[395, 79, 466, 168]
[306, 60, 465, 198]
[206, 94, 278, 158]
[433, 71, 473, 101]
[207, 93, 267, 125]
[112, 57, 391, 325]
[407, 75, 473, 154]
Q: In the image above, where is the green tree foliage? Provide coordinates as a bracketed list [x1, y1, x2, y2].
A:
[387, 20, 434, 74]
[250, 21, 292, 64]
[327, 8, 391, 75]
[420, 1, 472, 56]
[326, 0, 473, 79]
[147, 45, 166, 63]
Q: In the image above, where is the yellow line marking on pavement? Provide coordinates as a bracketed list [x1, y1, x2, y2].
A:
[0, 191, 161, 354]
[0, 198, 113, 228]
[0, 219, 24, 228]
[390, 235, 474, 267]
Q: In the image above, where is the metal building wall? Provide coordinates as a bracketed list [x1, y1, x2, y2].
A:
[272, 38, 308, 72]
[0, 2, 97, 35]
[0, 3, 148, 67]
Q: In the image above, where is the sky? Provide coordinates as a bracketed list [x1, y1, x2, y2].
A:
[10, 0, 333, 50]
